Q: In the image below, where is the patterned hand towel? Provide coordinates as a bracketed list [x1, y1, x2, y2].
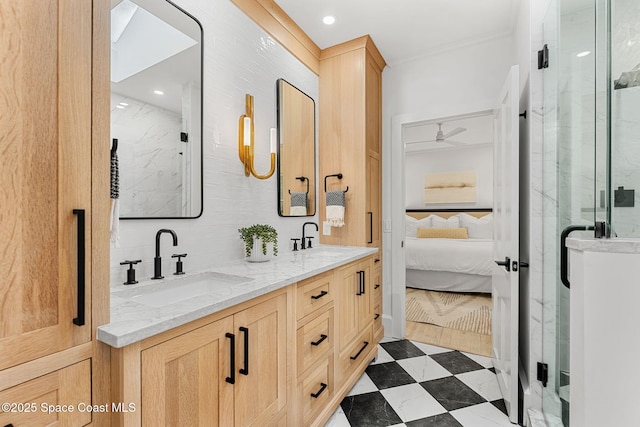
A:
[110, 145, 120, 247]
[290, 192, 307, 216]
[326, 190, 345, 227]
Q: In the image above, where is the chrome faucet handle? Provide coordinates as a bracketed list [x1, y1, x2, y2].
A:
[171, 253, 187, 275]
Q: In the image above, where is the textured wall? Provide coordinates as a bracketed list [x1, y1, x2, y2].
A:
[110, 0, 318, 285]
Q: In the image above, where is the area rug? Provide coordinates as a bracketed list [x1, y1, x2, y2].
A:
[406, 288, 492, 336]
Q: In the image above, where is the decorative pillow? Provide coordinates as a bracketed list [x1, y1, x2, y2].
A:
[417, 227, 468, 239]
[459, 213, 493, 239]
[429, 215, 460, 228]
[406, 215, 431, 237]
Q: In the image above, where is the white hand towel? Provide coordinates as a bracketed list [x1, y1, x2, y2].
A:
[326, 190, 346, 227]
[290, 206, 307, 216]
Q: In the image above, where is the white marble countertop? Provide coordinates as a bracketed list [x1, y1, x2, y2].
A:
[97, 245, 377, 348]
[566, 237, 640, 254]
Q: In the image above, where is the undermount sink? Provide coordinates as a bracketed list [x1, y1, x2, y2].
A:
[113, 271, 253, 308]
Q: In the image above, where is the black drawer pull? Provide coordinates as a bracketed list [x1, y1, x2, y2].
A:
[374, 314, 380, 320]
[350, 341, 369, 360]
[239, 326, 249, 375]
[374, 258, 380, 263]
[374, 284, 380, 289]
[225, 333, 235, 384]
[310, 382, 327, 398]
[311, 334, 328, 346]
[311, 290, 328, 300]
[72, 209, 86, 326]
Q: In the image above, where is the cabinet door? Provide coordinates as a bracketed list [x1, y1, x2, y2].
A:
[366, 154, 382, 249]
[141, 316, 234, 427]
[233, 294, 288, 427]
[356, 260, 373, 331]
[0, 360, 91, 426]
[365, 52, 382, 156]
[336, 264, 360, 351]
[0, 0, 92, 370]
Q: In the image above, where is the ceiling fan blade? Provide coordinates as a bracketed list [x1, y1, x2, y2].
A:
[443, 127, 466, 139]
[406, 138, 437, 144]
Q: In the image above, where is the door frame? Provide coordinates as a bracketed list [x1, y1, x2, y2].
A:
[387, 101, 499, 339]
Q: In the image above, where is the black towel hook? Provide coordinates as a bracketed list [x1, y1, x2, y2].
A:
[288, 176, 309, 194]
[324, 173, 348, 193]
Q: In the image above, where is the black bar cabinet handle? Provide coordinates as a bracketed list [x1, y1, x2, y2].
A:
[311, 334, 328, 346]
[239, 327, 249, 375]
[374, 283, 380, 290]
[560, 225, 594, 289]
[350, 341, 369, 360]
[310, 383, 327, 398]
[374, 314, 380, 320]
[225, 333, 235, 384]
[368, 212, 373, 244]
[356, 271, 363, 296]
[374, 258, 380, 263]
[311, 290, 328, 300]
[72, 209, 85, 326]
[361, 270, 365, 295]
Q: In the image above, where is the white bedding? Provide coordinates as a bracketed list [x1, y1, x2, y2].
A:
[404, 237, 493, 276]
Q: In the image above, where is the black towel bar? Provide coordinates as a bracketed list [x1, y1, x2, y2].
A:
[288, 176, 309, 194]
[324, 173, 348, 193]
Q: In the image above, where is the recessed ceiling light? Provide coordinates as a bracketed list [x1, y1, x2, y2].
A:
[576, 51, 591, 57]
[116, 105, 125, 109]
[323, 15, 335, 25]
[119, 102, 128, 106]
[154, 90, 164, 95]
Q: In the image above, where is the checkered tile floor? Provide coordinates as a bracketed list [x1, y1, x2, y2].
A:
[324, 339, 513, 427]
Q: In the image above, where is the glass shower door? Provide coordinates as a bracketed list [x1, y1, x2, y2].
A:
[542, 0, 600, 424]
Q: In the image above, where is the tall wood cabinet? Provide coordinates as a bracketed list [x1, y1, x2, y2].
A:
[319, 35, 385, 344]
[319, 35, 385, 253]
[0, 0, 110, 425]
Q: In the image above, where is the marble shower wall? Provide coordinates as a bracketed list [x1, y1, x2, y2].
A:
[111, 92, 184, 217]
[109, 0, 319, 286]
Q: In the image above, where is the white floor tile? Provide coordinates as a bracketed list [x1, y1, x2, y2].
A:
[323, 405, 351, 427]
[456, 370, 503, 402]
[411, 341, 452, 355]
[450, 402, 512, 426]
[380, 336, 400, 343]
[380, 383, 447, 423]
[371, 346, 394, 365]
[397, 355, 451, 382]
[346, 372, 378, 396]
[462, 352, 494, 368]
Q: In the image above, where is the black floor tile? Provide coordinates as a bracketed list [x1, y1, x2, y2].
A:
[429, 351, 484, 375]
[488, 367, 496, 374]
[380, 339, 426, 360]
[365, 361, 416, 389]
[420, 376, 486, 411]
[406, 412, 463, 427]
[491, 398, 508, 416]
[340, 391, 403, 427]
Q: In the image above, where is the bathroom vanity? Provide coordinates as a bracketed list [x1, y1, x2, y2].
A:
[99, 245, 382, 426]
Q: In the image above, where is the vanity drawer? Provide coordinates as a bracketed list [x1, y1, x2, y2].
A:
[297, 308, 333, 375]
[300, 357, 333, 426]
[336, 325, 373, 384]
[296, 271, 334, 320]
[0, 360, 91, 427]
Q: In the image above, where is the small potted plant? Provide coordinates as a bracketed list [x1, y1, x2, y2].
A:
[238, 224, 278, 262]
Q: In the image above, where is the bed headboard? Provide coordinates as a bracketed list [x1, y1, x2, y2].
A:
[406, 209, 492, 220]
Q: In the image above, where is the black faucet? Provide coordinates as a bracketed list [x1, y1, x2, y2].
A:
[301, 222, 318, 250]
[152, 229, 178, 279]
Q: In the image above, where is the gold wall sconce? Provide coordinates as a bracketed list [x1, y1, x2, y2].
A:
[238, 93, 276, 179]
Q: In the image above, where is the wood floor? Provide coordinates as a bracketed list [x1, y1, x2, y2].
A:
[405, 320, 492, 357]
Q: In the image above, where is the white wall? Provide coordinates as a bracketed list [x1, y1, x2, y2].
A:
[404, 145, 493, 209]
[110, 0, 318, 285]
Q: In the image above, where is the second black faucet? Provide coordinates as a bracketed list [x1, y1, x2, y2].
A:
[152, 229, 178, 279]
[301, 222, 318, 250]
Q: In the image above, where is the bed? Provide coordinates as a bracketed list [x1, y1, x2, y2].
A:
[405, 210, 493, 293]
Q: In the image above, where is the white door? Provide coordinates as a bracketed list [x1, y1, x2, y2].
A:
[492, 65, 520, 424]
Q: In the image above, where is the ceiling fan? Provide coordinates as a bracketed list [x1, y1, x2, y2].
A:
[407, 123, 467, 146]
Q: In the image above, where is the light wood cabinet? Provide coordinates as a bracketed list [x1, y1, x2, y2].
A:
[0, 360, 92, 426]
[336, 259, 372, 352]
[0, 1, 110, 425]
[318, 35, 385, 252]
[113, 291, 289, 427]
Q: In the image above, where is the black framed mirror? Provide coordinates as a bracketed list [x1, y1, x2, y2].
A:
[110, 0, 203, 219]
[276, 79, 316, 216]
